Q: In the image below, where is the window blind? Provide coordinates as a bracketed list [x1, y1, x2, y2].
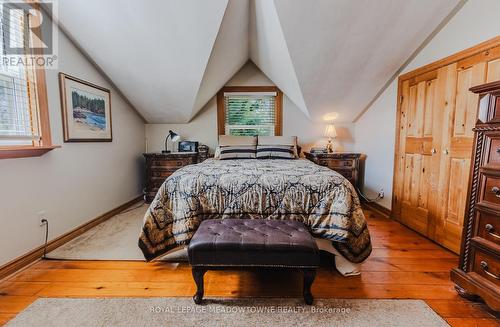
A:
[224, 93, 276, 136]
[0, 4, 40, 146]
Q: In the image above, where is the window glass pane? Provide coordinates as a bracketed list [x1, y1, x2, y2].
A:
[227, 126, 274, 136]
[224, 94, 275, 136]
[0, 6, 37, 146]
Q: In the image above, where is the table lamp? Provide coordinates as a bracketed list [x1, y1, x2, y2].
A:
[324, 124, 337, 153]
[163, 130, 180, 153]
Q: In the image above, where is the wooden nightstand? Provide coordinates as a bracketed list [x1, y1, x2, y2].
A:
[143, 145, 209, 203]
[304, 152, 361, 190]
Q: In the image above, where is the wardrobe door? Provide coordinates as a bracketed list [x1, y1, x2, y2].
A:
[434, 56, 500, 252]
[397, 76, 439, 235]
[394, 40, 500, 253]
[433, 63, 485, 253]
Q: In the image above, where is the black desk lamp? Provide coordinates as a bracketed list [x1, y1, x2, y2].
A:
[163, 130, 180, 153]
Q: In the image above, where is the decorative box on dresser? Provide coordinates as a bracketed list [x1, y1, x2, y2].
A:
[143, 145, 209, 203]
[304, 152, 361, 190]
[451, 81, 500, 312]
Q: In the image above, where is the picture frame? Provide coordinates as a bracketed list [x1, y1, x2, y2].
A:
[59, 73, 112, 142]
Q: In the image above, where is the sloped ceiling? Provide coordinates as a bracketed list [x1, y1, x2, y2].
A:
[56, 0, 460, 123]
[272, 0, 460, 122]
[56, 0, 230, 123]
[249, 0, 309, 117]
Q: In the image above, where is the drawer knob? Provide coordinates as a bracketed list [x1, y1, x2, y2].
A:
[497, 147, 500, 153]
[485, 224, 500, 240]
[492, 186, 500, 198]
[480, 261, 499, 280]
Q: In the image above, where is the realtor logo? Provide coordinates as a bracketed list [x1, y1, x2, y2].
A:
[1, 0, 58, 68]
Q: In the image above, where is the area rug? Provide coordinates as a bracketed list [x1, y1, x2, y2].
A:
[46, 203, 188, 261]
[6, 298, 449, 327]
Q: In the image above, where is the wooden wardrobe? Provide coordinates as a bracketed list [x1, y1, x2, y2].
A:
[393, 37, 500, 253]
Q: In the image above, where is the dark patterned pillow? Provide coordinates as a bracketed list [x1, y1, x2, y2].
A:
[256, 145, 295, 159]
[219, 145, 256, 160]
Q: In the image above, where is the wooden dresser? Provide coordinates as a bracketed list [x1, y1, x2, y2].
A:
[143, 145, 209, 203]
[304, 152, 361, 190]
[451, 81, 500, 311]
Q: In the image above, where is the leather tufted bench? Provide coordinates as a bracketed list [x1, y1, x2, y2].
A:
[188, 219, 320, 305]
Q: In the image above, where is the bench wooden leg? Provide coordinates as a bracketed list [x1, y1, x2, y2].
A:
[192, 267, 207, 304]
[301, 268, 316, 305]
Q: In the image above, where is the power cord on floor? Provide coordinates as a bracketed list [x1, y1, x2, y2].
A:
[41, 218, 48, 259]
[39, 201, 145, 261]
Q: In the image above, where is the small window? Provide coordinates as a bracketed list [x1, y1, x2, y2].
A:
[217, 86, 282, 136]
[0, 3, 53, 158]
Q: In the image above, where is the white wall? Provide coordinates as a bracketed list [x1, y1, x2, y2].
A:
[355, 0, 500, 209]
[0, 21, 145, 265]
[146, 61, 355, 153]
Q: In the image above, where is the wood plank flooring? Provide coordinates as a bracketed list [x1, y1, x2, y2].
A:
[0, 208, 497, 326]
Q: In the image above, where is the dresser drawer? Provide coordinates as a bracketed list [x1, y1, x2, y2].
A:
[480, 174, 500, 208]
[476, 210, 500, 245]
[486, 135, 500, 166]
[473, 248, 500, 286]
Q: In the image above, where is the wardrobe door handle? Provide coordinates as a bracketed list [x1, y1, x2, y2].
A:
[492, 186, 500, 198]
[480, 261, 499, 280]
[485, 224, 500, 240]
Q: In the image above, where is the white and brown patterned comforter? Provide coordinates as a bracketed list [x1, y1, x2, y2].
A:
[139, 159, 371, 263]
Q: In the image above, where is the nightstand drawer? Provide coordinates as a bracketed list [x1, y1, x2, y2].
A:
[151, 159, 191, 168]
[144, 152, 202, 203]
[150, 170, 176, 178]
[319, 159, 355, 169]
[149, 178, 167, 188]
[335, 169, 353, 179]
[304, 152, 361, 190]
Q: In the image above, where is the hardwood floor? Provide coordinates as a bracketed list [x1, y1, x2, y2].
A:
[0, 208, 497, 326]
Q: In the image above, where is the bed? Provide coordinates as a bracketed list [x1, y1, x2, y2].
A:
[138, 158, 371, 275]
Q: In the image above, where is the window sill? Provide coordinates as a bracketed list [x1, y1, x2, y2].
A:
[0, 145, 61, 159]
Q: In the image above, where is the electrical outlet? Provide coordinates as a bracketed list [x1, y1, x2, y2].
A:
[378, 189, 384, 199]
[38, 210, 47, 226]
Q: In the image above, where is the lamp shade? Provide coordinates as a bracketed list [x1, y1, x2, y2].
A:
[169, 130, 180, 142]
[324, 124, 337, 138]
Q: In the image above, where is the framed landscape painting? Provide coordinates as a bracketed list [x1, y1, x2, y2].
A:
[59, 73, 112, 142]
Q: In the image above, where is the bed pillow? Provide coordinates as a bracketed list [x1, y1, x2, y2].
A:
[218, 135, 257, 146]
[256, 144, 296, 159]
[217, 135, 257, 160]
[257, 136, 298, 159]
